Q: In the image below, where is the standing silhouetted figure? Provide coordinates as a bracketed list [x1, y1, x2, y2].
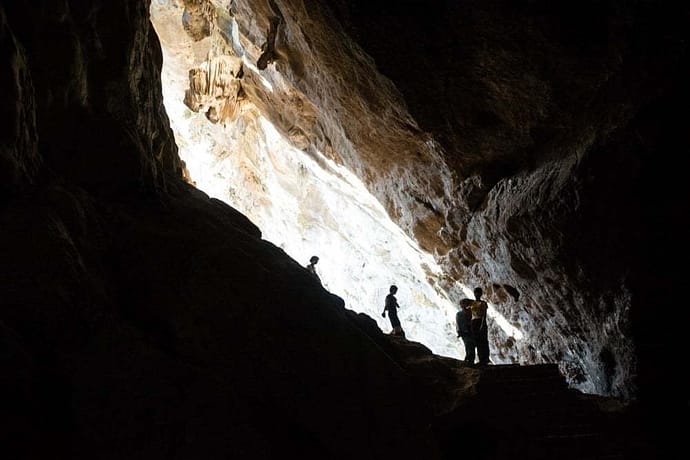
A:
[456, 298, 476, 364]
[306, 256, 321, 284]
[382, 285, 405, 337]
[470, 287, 490, 366]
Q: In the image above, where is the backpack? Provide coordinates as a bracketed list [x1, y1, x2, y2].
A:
[456, 304, 472, 336]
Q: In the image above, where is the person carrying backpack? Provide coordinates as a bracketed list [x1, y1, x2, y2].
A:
[456, 298, 476, 364]
[470, 287, 490, 366]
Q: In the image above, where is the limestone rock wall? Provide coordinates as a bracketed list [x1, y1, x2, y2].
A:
[48, 0, 682, 401]
[198, 0, 688, 398]
[319, 0, 690, 399]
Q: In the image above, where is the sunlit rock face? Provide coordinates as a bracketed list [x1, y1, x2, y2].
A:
[150, 0, 465, 359]
[150, 0, 689, 399]
[326, 0, 689, 400]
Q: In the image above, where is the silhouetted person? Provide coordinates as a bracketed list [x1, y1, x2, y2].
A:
[470, 287, 490, 365]
[382, 285, 405, 337]
[456, 298, 476, 364]
[306, 256, 320, 284]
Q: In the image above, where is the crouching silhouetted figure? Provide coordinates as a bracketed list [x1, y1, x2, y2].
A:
[305, 255, 321, 284]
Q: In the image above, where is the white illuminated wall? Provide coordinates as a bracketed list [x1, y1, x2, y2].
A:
[150, 0, 521, 360]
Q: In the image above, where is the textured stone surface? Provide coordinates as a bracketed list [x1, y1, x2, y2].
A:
[150, 0, 465, 360]
[151, 0, 688, 401]
[0, 0, 685, 459]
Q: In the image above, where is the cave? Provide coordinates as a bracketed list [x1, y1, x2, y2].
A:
[1, 0, 687, 459]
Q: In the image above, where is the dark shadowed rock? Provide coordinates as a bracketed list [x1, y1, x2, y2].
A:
[0, 1, 684, 459]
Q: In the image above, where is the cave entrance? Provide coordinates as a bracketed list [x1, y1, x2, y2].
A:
[149, 0, 478, 359]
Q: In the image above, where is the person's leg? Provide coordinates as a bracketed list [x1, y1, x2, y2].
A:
[472, 320, 486, 365]
[390, 315, 402, 335]
[462, 336, 475, 363]
[388, 315, 397, 332]
[477, 326, 490, 364]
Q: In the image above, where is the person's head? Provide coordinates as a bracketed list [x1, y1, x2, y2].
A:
[310, 256, 319, 264]
[460, 298, 472, 309]
[389, 285, 398, 294]
[474, 287, 483, 300]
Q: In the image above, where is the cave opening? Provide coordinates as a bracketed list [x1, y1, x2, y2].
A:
[149, 1, 524, 360]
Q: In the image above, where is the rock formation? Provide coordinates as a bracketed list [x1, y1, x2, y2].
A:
[1, 0, 686, 459]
